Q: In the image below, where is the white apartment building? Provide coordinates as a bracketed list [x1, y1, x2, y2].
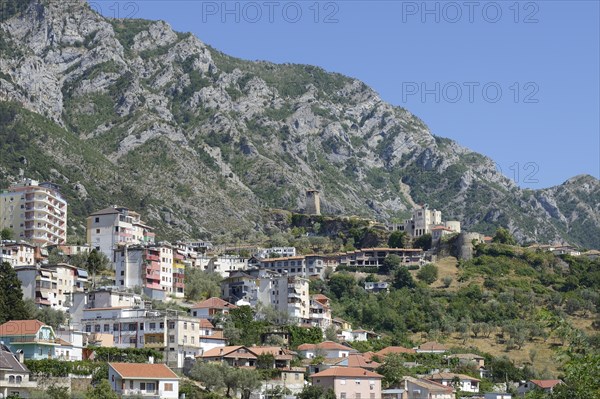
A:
[81, 307, 225, 368]
[69, 286, 144, 326]
[0, 179, 67, 245]
[196, 254, 248, 277]
[255, 247, 297, 259]
[86, 206, 155, 263]
[251, 254, 331, 278]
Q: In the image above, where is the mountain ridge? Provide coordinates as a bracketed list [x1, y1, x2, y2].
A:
[0, 0, 598, 248]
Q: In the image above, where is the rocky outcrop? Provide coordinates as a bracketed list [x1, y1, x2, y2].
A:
[0, 0, 598, 247]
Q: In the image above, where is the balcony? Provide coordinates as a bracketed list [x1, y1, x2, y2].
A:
[144, 341, 165, 348]
[121, 389, 160, 397]
[10, 336, 58, 345]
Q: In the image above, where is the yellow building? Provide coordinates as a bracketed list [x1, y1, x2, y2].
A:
[0, 179, 67, 245]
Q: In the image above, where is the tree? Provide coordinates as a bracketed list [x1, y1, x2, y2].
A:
[442, 276, 453, 288]
[328, 273, 356, 299]
[388, 231, 410, 248]
[297, 385, 336, 399]
[47, 384, 70, 399]
[492, 227, 516, 245]
[324, 325, 339, 342]
[47, 248, 68, 265]
[24, 299, 66, 329]
[413, 234, 432, 250]
[85, 379, 119, 399]
[0, 261, 31, 324]
[237, 368, 261, 399]
[189, 362, 225, 392]
[376, 353, 410, 388]
[0, 227, 13, 240]
[551, 353, 600, 399]
[381, 254, 402, 275]
[184, 267, 221, 301]
[86, 249, 110, 288]
[417, 264, 438, 285]
[393, 267, 415, 289]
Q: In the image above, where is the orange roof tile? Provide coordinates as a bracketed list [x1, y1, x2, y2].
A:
[109, 362, 179, 379]
[197, 319, 214, 329]
[201, 346, 245, 358]
[191, 297, 237, 310]
[429, 372, 480, 382]
[531, 380, 562, 389]
[311, 367, 382, 378]
[343, 354, 380, 369]
[0, 320, 47, 336]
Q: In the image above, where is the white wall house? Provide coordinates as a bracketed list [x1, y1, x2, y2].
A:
[108, 362, 179, 399]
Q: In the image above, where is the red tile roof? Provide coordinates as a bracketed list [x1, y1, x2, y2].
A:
[311, 367, 382, 378]
[343, 354, 380, 369]
[429, 372, 480, 382]
[191, 297, 237, 310]
[197, 319, 214, 329]
[0, 320, 47, 336]
[531, 380, 562, 389]
[109, 362, 179, 379]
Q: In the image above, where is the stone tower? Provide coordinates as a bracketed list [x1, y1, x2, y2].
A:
[305, 189, 321, 215]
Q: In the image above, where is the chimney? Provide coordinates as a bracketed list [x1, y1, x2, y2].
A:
[148, 356, 154, 364]
[220, 348, 224, 355]
[17, 350, 24, 364]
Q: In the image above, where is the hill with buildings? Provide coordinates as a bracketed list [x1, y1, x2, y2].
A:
[0, 0, 598, 247]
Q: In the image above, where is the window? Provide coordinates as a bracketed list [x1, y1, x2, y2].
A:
[150, 322, 156, 329]
[340, 394, 346, 399]
[96, 229, 100, 234]
[113, 323, 119, 331]
[183, 335, 187, 344]
[355, 394, 361, 399]
[146, 383, 155, 391]
[183, 322, 187, 330]
[95, 217, 99, 223]
[160, 322, 164, 329]
[169, 335, 175, 343]
[370, 395, 375, 399]
[140, 382, 146, 390]
[139, 323, 144, 330]
[355, 380, 361, 385]
[16, 376, 22, 383]
[9, 375, 15, 383]
[165, 383, 173, 391]
[85, 325, 91, 333]
[94, 325, 100, 333]
[191, 336, 195, 344]
[130, 380, 134, 389]
[103, 324, 109, 332]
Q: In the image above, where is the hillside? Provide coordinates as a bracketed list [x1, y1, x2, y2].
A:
[0, 0, 598, 247]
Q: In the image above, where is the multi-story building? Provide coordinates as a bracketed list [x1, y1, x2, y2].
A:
[0, 179, 67, 245]
[190, 297, 237, 320]
[309, 294, 332, 330]
[251, 254, 332, 278]
[338, 248, 424, 268]
[69, 286, 144, 325]
[0, 240, 36, 266]
[108, 362, 180, 399]
[86, 206, 155, 262]
[80, 307, 225, 368]
[255, 247, 297, 259]
[113, 244, 181, 299]
[16, 263, 88, 309]
[311, 367, 382, 399]
[196, 254, 248, 277]
[220, 270, 311, 325]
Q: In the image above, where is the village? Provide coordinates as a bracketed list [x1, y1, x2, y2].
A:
[0, 178, 596, 399]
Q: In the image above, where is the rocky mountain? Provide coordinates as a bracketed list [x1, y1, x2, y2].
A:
[0, 0, 598, 248]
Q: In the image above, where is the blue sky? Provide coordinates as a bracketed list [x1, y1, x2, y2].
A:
[92, 0, 600, 189]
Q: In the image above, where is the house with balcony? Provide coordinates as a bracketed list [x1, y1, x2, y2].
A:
[0, 320, 57, 360]
[198, 345, 294, 369]
[338, 248, 424, 269]
[310, 367, 383, 399]
[108, 362, 179, 399]
[0, 343, 37, 398]
[16, 264, 87, 310]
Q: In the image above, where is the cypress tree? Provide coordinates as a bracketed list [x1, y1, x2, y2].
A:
[0, 261, 31, 324]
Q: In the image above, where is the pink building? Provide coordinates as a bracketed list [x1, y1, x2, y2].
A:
[311, 367, 383, 399]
